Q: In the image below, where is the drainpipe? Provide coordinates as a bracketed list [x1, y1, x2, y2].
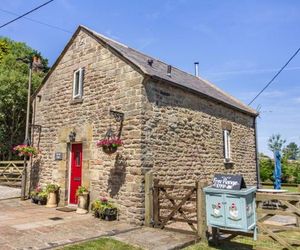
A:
[254, 116, 260, 188]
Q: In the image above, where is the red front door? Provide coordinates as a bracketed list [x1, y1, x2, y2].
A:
[69, 144, 82, 204]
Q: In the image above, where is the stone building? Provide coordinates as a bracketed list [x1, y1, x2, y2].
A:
[31, 25, 258, 224]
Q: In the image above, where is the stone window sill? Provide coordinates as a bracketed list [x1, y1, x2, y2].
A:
[70, 98, 83, 105]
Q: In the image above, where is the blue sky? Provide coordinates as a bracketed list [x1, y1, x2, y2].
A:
[1, 0, 299, 156]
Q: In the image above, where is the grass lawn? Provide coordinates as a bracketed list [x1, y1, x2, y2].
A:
[262, 185, 299, 192]
[185, 231, 300, 250]
[60, 238, 141, 250]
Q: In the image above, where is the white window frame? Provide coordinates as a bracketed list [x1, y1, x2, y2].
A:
[223, 130, 231, 161]
[73, 68, 84, 99]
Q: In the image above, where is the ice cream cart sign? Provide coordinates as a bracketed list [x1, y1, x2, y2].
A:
[212, 174, 246, 190]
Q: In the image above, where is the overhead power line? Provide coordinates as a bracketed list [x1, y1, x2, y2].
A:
[0, 8, 71, 33]
[248, 47, 300, 105]
[0, 0, 55, 29]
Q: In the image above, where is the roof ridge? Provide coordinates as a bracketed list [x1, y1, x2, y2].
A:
[80, 25, 257, 116]
[80, 25, 129, 48]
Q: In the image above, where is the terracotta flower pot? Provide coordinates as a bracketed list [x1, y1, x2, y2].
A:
[46, 192, 57, 208]
[76, 192, 89, 214]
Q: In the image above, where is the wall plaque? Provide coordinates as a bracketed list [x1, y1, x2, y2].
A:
[55, 152, 63, 161]
[212, 174, 246, 190]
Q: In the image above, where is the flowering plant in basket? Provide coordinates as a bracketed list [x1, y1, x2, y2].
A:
[13, 144, 39, 157]
[91, 197, 117, 221]
[96, 138, 123, 154]
[96, 138, 122, 148]
[30, 186, 47, 205]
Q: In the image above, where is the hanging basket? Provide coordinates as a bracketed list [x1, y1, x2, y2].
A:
[102, 145, 118, 154]
[97, 125, 123, 154]
[97, 138, 122, 154]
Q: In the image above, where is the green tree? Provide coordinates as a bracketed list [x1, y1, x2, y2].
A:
[0, 39, 10, 63]
[259, 155, 273, 182]
[283, 142, 299, 160]
[0, 37, 48, 160]
[268, 134, 286, 153]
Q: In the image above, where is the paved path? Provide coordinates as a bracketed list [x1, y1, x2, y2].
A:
[0, 199, 196, 250]
[0, 185, 20, 200]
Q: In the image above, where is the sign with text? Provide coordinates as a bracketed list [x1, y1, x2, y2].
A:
[54, 152, 63, 161]
[212, 174, 246, 190]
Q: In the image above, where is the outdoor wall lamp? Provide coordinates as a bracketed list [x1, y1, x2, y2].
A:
[69, 130, 76, 142]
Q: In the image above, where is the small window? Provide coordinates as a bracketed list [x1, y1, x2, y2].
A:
[223, 130, 231, 161]
[73, 68, 84, 99]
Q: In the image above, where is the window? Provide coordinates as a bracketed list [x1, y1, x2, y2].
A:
[73, 68, 84, 99]
[223, 130, 231, 161]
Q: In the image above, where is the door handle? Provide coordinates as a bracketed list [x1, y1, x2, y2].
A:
[74, 177, 81, 181]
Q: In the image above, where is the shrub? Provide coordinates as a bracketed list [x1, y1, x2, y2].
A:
[46, 183, 60, 193]
[76, 186, 88, 196]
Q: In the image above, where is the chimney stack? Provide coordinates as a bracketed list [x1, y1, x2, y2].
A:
[194, 62, 199, 77]
[167, 65, 172, 77]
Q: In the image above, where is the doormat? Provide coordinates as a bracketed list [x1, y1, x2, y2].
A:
[56, 207, 76, 212]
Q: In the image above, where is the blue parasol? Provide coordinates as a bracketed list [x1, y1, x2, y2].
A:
[274, 150, 281, 189]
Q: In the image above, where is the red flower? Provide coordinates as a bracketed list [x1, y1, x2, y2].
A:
[100, 197, 108, 203]
[96, 138, 123, 148]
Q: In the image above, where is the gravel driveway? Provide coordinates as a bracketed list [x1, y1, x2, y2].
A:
[0, 185, 21, 199]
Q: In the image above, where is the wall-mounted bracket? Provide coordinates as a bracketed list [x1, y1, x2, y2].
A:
[110, 110, 124, 122]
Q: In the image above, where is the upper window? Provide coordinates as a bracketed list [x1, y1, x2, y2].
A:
[223, 130, 231, 161]
[73, 68, 84, 99]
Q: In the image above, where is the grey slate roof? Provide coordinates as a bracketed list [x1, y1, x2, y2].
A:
[82, 26, 257, 116]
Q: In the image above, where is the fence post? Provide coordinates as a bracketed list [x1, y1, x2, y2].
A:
[153, 179, 160, 227]
[197, 180, 208, 242]
[145, 171, 153, 227]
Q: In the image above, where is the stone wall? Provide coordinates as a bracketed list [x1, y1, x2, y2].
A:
[141, 80, 257, 186]
[32, 29, 145, 224]
[32, 28, 257, 225]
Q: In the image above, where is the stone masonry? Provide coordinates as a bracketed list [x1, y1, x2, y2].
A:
[32, 29, 145, 224]
[141, 80, 256, 186]
[32, 26, 257, 225]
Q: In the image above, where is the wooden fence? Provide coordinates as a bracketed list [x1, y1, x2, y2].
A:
[145, 173, 300, 249]
[0, 161, 24, 186]
[145, 171, 208, 240]
[256, 192, 300, 250]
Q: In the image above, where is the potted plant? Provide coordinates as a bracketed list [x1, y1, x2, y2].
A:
[13, 144, 39, 158]
[75, 186, 89, 214]
[30, 186, 42, 204]
[45, 183, 60, 208]
[37, 190, 48, 205]
[92, 197, 118, 221]
[91, 199, 101, 218]
[96, 138, 122, 154]
[30, 186, 48, 205]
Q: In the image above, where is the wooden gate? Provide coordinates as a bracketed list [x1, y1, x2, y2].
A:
[144, 172, 208, 239]
[256, 192, 300, 250]
[0, 161, 24, 186]
[153, 179, 198, 233]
